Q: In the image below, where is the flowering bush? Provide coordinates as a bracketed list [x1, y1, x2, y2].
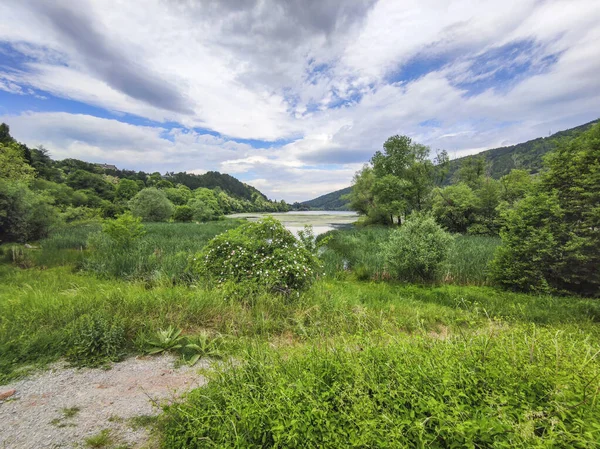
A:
[190, 217, 320, 293]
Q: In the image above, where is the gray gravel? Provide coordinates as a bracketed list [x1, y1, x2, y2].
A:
[0, 354, 208, 449]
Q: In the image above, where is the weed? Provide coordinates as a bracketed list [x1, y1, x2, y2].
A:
[162, 328, 600, 448]
[144, 326, 184, 355]
[65, 313, 126, 367]
[84, 429, 113, 448]
[128, 415, 158, 430]
[62, 406, 80, 418]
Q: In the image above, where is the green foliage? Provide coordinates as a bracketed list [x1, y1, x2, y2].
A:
[143, 327, 225, 366]
[144, 326, 184, 354]
[115, 178, 140, 200]
[443, 118, 600, 182]
[66, 170, 115, 200]
[0, 141, 36, 182]
[162, 328, 600, 448]
[164, 186, 192, 206]
[101, 212, 146, 248]
[300, 186, 352, 210]
[2, 263, 600, 383]
[445, 235, 501, 285]
[371, 135, 435, 215]
[182, 331, 225, 366]
[172, 205, 193, 222]
[84, 220, 242, 282]
[297, 224, 331, 254]
[432, 183, 478, 233]
[0, 180, 60, 243]
[65, 313, 126, 367]
[191, 217, 321, 293]
[188, 188, 223, 222]
[129, 187, 174, 222]
[383, 214, 454, 282]
[84, 429, 113, 448]
[492, 123, 600, 296]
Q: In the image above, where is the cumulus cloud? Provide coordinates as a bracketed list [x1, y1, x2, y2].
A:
[0, 0, 599, 201]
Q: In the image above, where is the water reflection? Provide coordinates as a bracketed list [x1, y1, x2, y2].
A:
[227, 211, 357, 236]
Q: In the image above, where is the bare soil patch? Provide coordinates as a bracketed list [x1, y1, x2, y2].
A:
[0, 354, 207, 448]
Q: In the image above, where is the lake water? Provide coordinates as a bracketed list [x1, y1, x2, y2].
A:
[227, 211, 358, 236]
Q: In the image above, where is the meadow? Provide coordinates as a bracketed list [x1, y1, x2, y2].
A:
[1, 220, 599, 447]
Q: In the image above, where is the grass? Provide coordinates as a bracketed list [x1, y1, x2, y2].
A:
[162, 329, 600, 448]
[84, 429, 113, 448]
[321, 227, 501, 285]
[1, 220, 599, 447]
[1, 264, 599, 383]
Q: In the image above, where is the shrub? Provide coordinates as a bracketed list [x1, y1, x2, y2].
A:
[101, 212, 145, 248]
[190, 217, 320, 294]
[65, 313, 126, 367]
[0, 180, 60, 243]
[383, 213, 453, 282]
[129, 187, 174, 222]
[173, 205, 193, 222]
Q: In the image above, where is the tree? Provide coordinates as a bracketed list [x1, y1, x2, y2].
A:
[29, 146, 61, 181]
[67, 170, 115, 200]
[0, 180, 59, 243]
[164, 186, 192, 206]
[347, 165, 376, 217]
[432, 183, 478, 233]
[470, 178, 501, 235]
[146, 172, 163, 187]
[491, 123, 600, 296]
[173, 205, 194, 222]
[0, 142, 36, 183]
[372, 175, 407, 224]
[499, 169, 534, 204]
[0, 123, 14, 144]
[188, 188, 223, 222]
[453, 156, 486, 189]
[129, 188, 174, 222]
[116, 179, 140, 201]
[370, 135, 435, 216]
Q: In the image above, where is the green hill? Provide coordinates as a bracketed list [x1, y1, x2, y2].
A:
[444, 118, 600, 183]
[303, 118, 600, 210]
[301, 186, 352, 210]
[163, 171, 268, 201]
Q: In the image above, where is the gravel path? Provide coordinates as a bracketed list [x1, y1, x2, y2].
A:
[0, 354, 208, 449]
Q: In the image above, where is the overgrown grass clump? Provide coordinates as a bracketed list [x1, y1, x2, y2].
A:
[162, 328, 600, 448]
[321, 227, 500, 285]
[84, 219, 244, 283]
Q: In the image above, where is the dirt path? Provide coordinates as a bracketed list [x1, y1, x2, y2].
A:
[0, 354, 207, 449]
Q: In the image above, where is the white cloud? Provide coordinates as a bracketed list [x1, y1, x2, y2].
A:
[0, 0, 599, 201]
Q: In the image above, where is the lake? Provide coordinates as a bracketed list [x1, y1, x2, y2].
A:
[227, 211, 358, 236]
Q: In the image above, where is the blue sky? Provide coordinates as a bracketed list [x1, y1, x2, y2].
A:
[1, 0, 599, 202]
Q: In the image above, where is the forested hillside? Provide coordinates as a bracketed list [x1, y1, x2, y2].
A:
[0, 122, 289, 244]
[300, 186, 352, 210]
[304, 119, 600, 210]
[443, 118, 600, 182]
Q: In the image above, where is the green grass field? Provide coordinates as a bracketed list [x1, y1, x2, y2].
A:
[1, 221, 599, 447]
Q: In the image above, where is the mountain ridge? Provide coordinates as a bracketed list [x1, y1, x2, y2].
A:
[301, 118, 600, 210]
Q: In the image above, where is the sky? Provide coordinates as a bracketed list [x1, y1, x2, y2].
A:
[0, 0, 599, 202]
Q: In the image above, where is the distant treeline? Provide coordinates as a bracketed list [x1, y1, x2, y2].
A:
[0, 122, 289, 244]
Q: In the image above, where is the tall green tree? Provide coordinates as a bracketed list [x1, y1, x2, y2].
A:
[116, 178, 141, 201]
[129, 188, 174, 222]
[491, 123, 600, 296]
[371, 136, 435, 214]
[0, 142, 36, 183]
